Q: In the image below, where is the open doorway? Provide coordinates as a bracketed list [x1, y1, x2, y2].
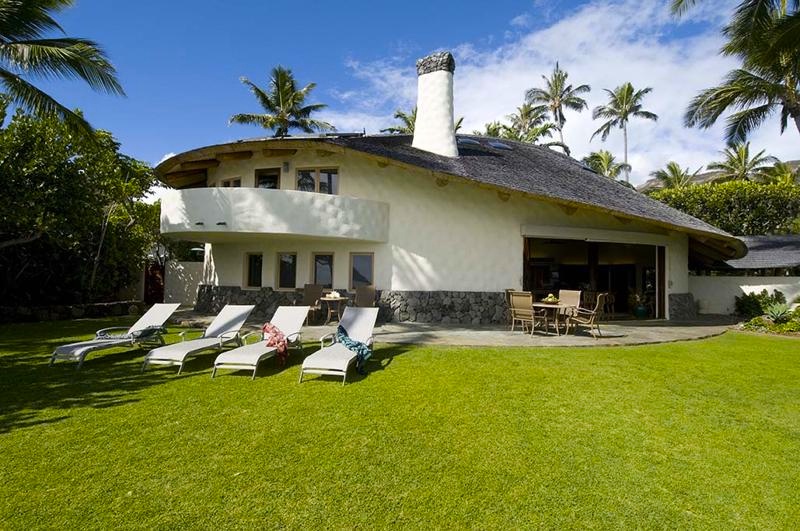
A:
[523, 238, 665, 318]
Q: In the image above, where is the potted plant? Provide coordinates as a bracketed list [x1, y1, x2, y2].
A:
[628, 291, 648, 319]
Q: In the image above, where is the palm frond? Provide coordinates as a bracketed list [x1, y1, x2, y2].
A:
[0, 38, 124, 94]
[724, 103, 775, 144]
[0, 67, 91, 133]
[0, 0, 72, 41]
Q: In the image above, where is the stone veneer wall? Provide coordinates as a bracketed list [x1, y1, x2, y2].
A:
[668, 293, 697, 320]
[195, 285, 509, 324]
[0, 300, 145, 324]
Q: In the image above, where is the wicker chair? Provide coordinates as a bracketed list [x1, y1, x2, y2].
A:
[566, 293, 606, 338]
[301, 284, 324, 325]
[355, 285, 376, 307]
[510, 291, 546, 333]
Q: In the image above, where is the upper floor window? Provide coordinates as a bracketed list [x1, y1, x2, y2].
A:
[220, 178, 241, 187]
[296, 168, 338, 195]
[255, 168, 280, 190]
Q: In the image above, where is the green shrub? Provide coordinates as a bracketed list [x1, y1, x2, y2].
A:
[650, 181, 800, 235]
[765, 303, 792, 324]
[776, 321, 800, 334]
[735, 289, 786, 319]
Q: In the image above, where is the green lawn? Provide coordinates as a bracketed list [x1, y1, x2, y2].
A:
[1, 318, 798, 529]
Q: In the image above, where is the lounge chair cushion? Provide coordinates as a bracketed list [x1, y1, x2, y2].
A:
[214, 343, 277, 367]
[301, 343, 357, 374]
[53, 338, 133, 359]
[146, 337, 224, 363]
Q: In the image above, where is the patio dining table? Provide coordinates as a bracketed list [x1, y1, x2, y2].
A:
[532, 302, 578, 336]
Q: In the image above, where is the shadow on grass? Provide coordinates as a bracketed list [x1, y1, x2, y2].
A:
[0, 318, 202, 434]
[291, 342, 416, 385]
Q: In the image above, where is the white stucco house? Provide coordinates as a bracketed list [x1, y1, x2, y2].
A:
[156, 51, 746, 322]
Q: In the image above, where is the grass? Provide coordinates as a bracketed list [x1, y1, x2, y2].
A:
[1, 317, 799, 529]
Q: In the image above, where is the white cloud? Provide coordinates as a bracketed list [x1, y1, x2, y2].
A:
[156, 152, 176, 165]
[510, 13, 531, 28]
[324, 0, 796, 185]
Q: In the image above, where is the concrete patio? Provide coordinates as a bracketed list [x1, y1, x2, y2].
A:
[173, 310, 737, 347]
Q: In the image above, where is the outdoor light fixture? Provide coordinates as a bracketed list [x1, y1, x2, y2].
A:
[216, 221, 227, 226]
[195, 221, 204, 226]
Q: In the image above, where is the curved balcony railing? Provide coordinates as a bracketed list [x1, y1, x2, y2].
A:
[161, 188, 389, 242]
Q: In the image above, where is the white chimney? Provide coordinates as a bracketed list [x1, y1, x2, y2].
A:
[412, 51, 458, 157]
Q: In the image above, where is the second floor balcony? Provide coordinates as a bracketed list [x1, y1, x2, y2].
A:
[161, 188, 390, 242]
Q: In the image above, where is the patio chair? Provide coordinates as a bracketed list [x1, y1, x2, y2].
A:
[141, 304, 255, 374]
[50, 303, 180, 370]
[566, 293, 606, 338]
[299, 307, 379, 385]
[301, 284, 324, 324]
[510, 291, 546, 333]
[354, 285, 376, 307]
[211, 306, 310, 379]
[603, 292, 616, 320]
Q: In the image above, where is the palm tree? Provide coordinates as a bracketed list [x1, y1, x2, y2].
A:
[680, 1, 800, 143]
[382, 107, 464, 134]
[707, 143, 779, 181]
[474, 121, 504, 137]
[649, 161, 700, 189]
[591, 82, 658, 183]
[760, 161, 799, 184]
[581, 150, 631, 179]
[525, 62, 590, 146]
[230, 66, 333, 137]
[381, 107, 416, 134]
[0, 0, 124, 133]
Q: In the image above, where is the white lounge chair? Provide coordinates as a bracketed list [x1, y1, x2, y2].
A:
[299, 307, 379, 385]
[142, 304, 255, 374]
[212, 306, 310, 380]
[50, 303, 180, 370]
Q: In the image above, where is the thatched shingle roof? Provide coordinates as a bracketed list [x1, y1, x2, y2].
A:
[156, 134, 746, 258]
[725, 235, 800, 269]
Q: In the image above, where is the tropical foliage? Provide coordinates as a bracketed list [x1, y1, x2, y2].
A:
[0, 109, 157, 304]
[525, 62, 590, 147]
[381, 107, 464, 134]
[381, 107, 417, 134]
[581, 150, 631, 179]
[649, 161, 700, 189]
[0, 0, 124, 134]
[473, 103, 568, 152]
[761, 161, 800, 184]
[681, 0, 800, 144]
[706, 143, 779, 181]
[230, 66, 333, 137]
[650, 180, 800, 235]
[591, 82, 658, 182]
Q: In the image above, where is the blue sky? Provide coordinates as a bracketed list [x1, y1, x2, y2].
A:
[40, 0, 795, 184]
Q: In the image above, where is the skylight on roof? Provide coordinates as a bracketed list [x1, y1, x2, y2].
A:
[487, 140, 512, 150]
[457, 137, 480, 145]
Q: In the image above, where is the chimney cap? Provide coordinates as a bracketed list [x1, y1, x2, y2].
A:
[416, 51, 455, 76]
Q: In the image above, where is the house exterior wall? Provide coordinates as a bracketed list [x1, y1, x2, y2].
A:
[165, 148, 693, 320]
[689, 275, 800, 315]
[164, 261, 204, 306]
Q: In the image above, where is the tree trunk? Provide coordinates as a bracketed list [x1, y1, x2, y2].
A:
[0, 231, 42, 251]
[558, 117, 564, 145]
[794, 112, 800, 136]
[88, 204, 116, 300]
[623, 124, 630, 183]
